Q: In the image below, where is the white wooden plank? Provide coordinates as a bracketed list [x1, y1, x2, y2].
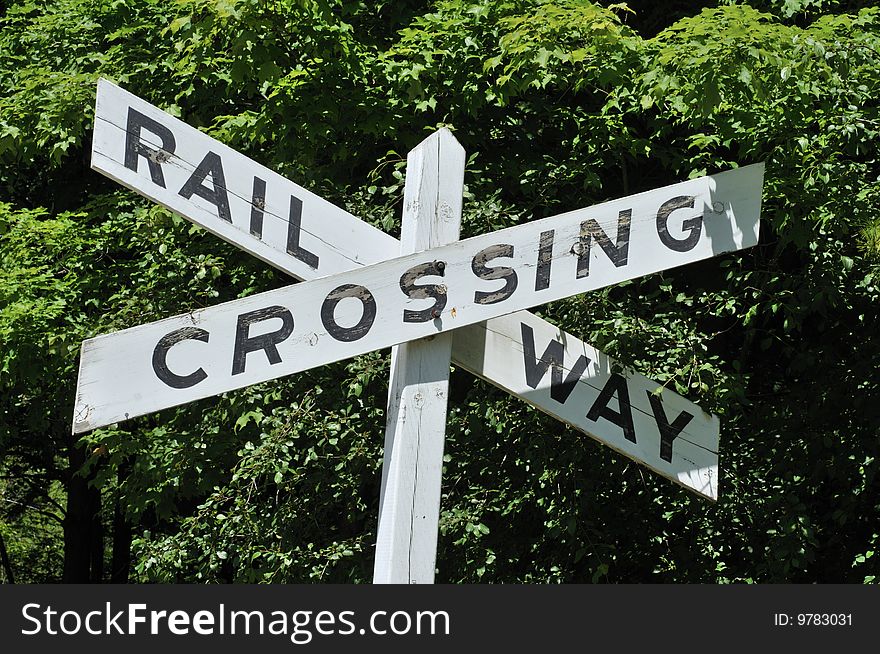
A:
[73, 163, 763, 439]
[452, 313, 719, 498]
[374, 128, 464, 583]
[91, 78, 398, 281]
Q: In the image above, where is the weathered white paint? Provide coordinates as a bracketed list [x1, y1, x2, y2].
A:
[374, 129, 464, 584]
[91, 78, 398, 281]
[83, 79, 752, 498]
[452, 313, 720, 499]
[73, 163, 762, 444]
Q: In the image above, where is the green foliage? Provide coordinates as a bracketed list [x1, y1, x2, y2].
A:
[133, 378, 386, 582]
[0, 472, 64, 583]
[1, 0, 879, 583]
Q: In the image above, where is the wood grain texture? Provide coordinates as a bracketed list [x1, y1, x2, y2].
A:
[373, 129, 464, 583]
[452, 313, 720, 498]
[91, 79, 398, 280]
[74, 162, 762, 436]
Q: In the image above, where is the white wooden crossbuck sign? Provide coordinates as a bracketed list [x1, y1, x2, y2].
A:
[73, 79, 764, 583]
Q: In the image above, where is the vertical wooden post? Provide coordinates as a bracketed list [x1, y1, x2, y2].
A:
[373, 128, 465, 583]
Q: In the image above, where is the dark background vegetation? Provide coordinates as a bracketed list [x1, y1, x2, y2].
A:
[1, 0, 878, 583]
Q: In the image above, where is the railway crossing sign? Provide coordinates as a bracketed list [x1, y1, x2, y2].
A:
[74, 79, 764, 582]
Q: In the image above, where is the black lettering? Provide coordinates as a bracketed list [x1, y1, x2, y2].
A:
[231, 306, 294, 375]
[521, 323, 589, 404]
[656, 196, 701, 252]
[124, 107, 177, 188]
[178, 151, 232, 223]
[647, 392, 694, 462]
[576, 210, 631, 278]
[400, 260, 447, 322]
[472, 244, 518, 305]
[586, 373, 636, 443]
[535, 230, 554, 291]
[249, 176, 267, 237]
[287, 195, 320, 269]
[152, 327, 209, 389]
[321, 284, 377, 342]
